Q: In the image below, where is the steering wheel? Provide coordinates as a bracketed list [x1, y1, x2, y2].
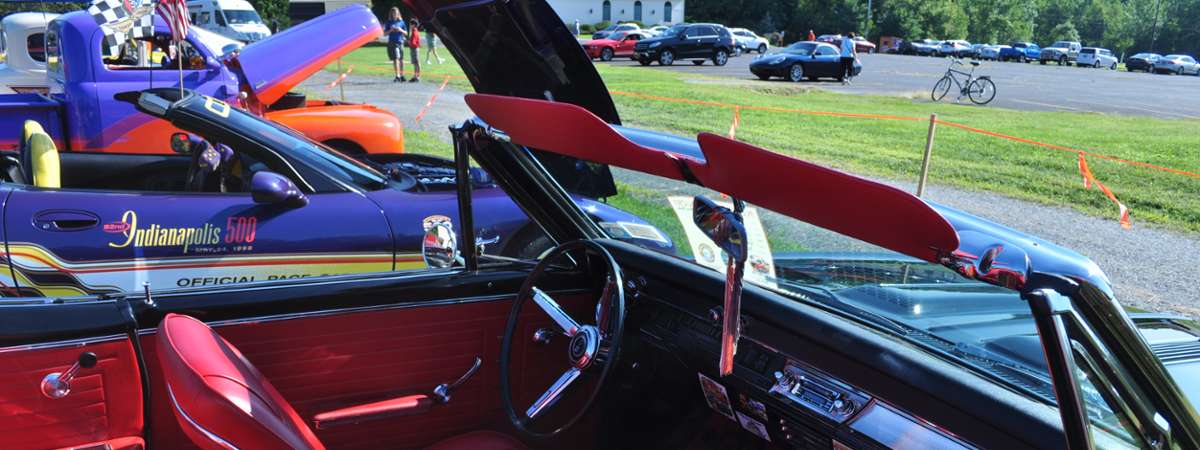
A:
[500, 240, 625, 438]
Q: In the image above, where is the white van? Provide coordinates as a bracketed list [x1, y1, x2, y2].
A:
[186, 0, 272, 43]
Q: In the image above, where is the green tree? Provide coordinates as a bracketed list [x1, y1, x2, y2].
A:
[248, 0, 290, 31]
[1047, 20, 1080, 42]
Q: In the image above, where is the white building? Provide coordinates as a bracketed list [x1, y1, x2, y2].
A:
[546, 0, 684, 27]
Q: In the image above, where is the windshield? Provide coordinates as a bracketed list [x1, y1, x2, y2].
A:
[1051, 41, 1072, 48]
[534, 130, 1066, 409]
[191, 26, 243, 58]
[223, 10, 264, 25]
[782, 42, 817, 55]
[175, 94, 388, 190]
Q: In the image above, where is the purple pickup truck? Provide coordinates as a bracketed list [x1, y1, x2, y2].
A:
[0, 5, 404, 156]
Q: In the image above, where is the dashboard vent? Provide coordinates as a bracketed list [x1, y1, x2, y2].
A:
[1153, 341, 1200, 363]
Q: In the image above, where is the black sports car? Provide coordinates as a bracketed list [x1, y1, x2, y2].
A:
[750, 41, 862, 82]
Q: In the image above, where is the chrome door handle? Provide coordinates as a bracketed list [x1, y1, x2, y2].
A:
[41, 352, 97, 399]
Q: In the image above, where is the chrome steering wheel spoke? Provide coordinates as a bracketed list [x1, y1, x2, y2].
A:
[531, 287, 580, 337]
[525, 367, 582, 421]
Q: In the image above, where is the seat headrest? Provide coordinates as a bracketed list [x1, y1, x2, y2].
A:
[25, 127, 60, 188]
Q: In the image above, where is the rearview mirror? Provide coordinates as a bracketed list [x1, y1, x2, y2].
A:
[250, 171, 308, 207]
[422, 222, 459, 269]
[693, 196, 748, 377]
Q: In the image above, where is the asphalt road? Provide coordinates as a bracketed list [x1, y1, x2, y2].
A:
[602, 53, 1200, 119]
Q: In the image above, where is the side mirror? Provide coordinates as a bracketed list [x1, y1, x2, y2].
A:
[422, 222, 459, 269]
[205, 58, 222, 70]
[693, 195, 748, 377]
[250, 171, 308, 207]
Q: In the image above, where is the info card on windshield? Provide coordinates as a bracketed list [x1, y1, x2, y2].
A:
[669, 196, 776, 288]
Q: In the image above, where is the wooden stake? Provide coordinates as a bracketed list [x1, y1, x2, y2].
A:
[916, 113, 937, 197]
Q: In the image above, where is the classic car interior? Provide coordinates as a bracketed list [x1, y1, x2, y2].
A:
[0, 101, 1077, 450]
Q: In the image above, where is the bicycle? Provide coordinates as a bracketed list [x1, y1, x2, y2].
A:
[931, 59, 996, 105]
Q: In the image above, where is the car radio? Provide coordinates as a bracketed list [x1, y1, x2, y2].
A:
[769, 359, 871, 424]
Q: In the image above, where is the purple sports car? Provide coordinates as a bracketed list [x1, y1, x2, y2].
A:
[0, 87, 671, 296]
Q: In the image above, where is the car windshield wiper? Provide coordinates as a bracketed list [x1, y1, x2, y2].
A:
[768, 278, 909, 335]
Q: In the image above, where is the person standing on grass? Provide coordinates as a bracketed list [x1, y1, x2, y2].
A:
[385, 7, 408, 82]
[407, 19, 422, 82]
[424, 28, 444, 64]
[574, 19, 581, 36]
[840, 32, 857, 84]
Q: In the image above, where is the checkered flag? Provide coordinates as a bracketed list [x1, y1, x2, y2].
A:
[88, 0, 155, 57]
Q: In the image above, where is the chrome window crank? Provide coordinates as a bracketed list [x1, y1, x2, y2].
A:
[433, 356, 482, 403]
[41, 352, 97, 399]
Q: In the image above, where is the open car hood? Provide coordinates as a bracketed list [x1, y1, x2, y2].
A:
[403, 0, 618, 124]
[232, 5, 380, 105]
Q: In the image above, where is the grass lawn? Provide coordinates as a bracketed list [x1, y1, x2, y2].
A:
[327, 47, 1200, 233]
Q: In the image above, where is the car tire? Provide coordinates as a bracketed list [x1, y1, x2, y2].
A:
[1093, 61, 1100, 68]
[713, 49, 729, 66]
[788, 64, 804, 82]
[757, 44, 767, 54]
[1058, 56, 1066, 65]
[1110, 62, 1117, 70]
[1019, 55, 1026, 63]
[600, 48, 614, 61]
[659, 49, 675, 66]
[1177, 67, 1184, 75]
[1040, 59, 1046, 65]
[638, 58, 651, 66]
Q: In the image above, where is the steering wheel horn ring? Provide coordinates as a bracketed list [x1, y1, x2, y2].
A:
[499, 239, 626, 439]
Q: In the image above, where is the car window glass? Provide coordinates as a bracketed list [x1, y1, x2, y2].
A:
[697, 26, 715, 36]
[26, 33, 45, 62]
[104, 36, 206, 70]
[200, 12, 211, 24]
[684, 27, 699, 38]
[1074, 354, 1140, 448]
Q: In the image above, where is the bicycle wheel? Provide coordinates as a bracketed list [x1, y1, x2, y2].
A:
[967, 78, 996, 105]
[931, 76, 952, 101]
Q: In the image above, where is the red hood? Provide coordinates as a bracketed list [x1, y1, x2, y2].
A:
[465, 94, 959, 263]
[586, 38, 620, 45]
[233, 5, 381, 105]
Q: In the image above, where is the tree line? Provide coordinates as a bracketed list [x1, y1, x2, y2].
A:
[688, 0, 1200, 57]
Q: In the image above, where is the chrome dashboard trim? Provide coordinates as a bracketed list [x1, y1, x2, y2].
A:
[0, 333, 127, 353]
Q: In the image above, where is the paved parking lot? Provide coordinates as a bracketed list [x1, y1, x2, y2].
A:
[603, 53, 1200, 119]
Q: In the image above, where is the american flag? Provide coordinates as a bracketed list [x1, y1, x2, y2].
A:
[155, 0, 190, 42]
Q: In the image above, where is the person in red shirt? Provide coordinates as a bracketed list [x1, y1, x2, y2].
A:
[406, 19, 421, 82]
[807, 29, 815, 41]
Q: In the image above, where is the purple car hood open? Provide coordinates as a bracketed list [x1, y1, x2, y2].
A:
[233, 5, 381, 105]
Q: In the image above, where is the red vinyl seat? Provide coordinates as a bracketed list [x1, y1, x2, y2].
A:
[156, 313, 527, 450]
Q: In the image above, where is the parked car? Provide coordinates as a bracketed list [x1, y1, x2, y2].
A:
[852, 36, 876, 53]
[0, 86, 671, 294]
[645, 25, 669, 37]
[0, 7, 404, 156]
[1154, 54, 1200, 75]
[937, 40, 971, 57]
[962, 43, 986, 59]
[583, 30, 648, 61]
[749, 41, 861, 82]
[1076, 47, 1118, 69]
[815, 34, 840, 44]
[7, 2, 1200, 450]
[729, 27, 769, 54]
[633, 23, 735, 66]
[592, 22, 639, 40]
[1039, 40, 1081, 65]
[910, 38, 939, 56]
[979, 44, 1008, 61]
[1000, 42, 1040, 63]
[0, 12, 58, 94]
[1125, 52, 1161, 72]
[186, 0, 272, 42]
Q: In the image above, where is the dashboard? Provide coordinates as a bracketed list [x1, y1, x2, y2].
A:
[632, 282, 978, 450]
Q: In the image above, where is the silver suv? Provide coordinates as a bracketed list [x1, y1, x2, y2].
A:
[1076, 47, 1118, 69]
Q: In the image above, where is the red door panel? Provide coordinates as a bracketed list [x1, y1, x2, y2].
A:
[0, 338, 144, 450]
[144, 293, 594, 450]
